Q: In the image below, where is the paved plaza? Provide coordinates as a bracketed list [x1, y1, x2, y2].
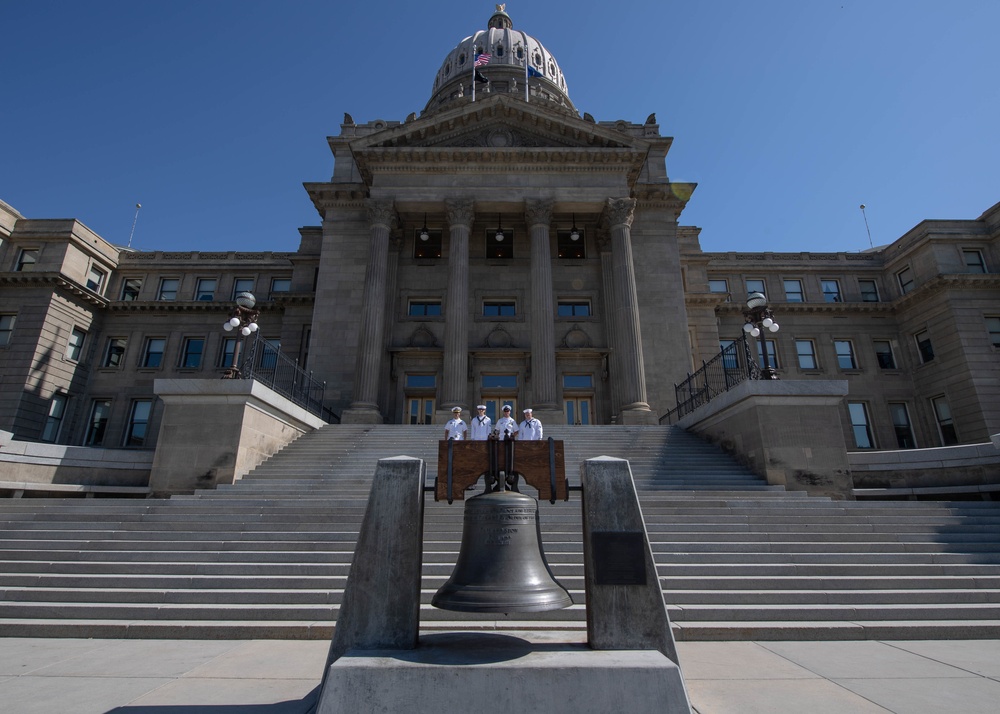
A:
[2, 635, 999, 713]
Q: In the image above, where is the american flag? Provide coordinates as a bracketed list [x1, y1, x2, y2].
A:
[474, 53, 491, 67]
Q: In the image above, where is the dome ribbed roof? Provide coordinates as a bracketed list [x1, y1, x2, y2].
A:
[425, 8, 574, 114]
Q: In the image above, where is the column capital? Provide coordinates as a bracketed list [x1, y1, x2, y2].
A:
[445, 198, 475, 229]
[604, 197, 637, 229]
[367, 199, 397, 230]
[524, 198, 554, 229]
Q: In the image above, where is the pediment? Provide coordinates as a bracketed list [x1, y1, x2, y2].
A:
[349, 95, 642, 152]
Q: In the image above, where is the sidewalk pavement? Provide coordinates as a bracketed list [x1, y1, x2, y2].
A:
[2, 635, 1000, 713]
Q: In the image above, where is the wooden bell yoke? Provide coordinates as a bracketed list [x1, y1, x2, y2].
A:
[436, 436, 568, 504]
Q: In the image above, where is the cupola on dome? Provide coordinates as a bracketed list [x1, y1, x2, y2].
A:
[426, 5, 574, 114]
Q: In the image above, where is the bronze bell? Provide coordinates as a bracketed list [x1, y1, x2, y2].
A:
[432, 489, 572, 613]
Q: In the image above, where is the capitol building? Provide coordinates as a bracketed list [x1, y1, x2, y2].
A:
[1, 6, 998, 495]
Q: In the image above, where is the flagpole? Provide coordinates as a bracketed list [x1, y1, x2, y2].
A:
[471, 36, 477, 102]
[524, 44, 529, 103]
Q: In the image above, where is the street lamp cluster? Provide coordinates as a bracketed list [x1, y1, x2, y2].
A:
[221, 291, 259, 378]
[742, 291, 780, 380]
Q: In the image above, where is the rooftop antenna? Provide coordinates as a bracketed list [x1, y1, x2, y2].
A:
[127, 203, 141, 249]
[859, 204, 873, 250]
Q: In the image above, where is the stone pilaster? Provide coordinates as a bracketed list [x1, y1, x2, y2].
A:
[525, 199, 560, 418]
[439, 199, 474, 420]
[605, 197, 655, 424]
[341, 199, 395, 424]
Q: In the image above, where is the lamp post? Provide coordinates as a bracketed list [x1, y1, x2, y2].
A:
[221, 291, 259, 379]
[742, 291, 780, 380]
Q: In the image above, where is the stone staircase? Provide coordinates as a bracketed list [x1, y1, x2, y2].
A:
[1, 424, 999, 641]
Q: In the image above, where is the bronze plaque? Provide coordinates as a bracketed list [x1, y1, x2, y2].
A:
[591, 531, 647, 585]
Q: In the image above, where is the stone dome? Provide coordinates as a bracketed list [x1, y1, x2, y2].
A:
[425, 7, 574, 114]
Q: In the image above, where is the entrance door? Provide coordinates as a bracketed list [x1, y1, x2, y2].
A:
[484, 397, 517, 423]
[407, 397, 436, 424]
[564, 397, 593, 425]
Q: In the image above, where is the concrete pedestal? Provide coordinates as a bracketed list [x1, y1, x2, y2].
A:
[316, 633, 690, 714]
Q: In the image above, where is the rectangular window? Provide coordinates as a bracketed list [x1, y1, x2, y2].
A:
[483, 301, 516, 317]
[821, 279, 842, 303]
[783, 279, 804, 302]
[859, 279, 880, 302]
[795, 340, 817, 369]
[745, 278, 766, 298]
[557, 301, 591, 317]
[195, 278, 216, 301]
[66, 327, 87, 361]
[896, 267, 915, 294]
[270, 278, 292, 296]
[121, 278, 142, 301]
[219, 337, 237, 369]
[987, 316, 1000, 348]
[124, 399, 152, 447]
[557, 229, 585, 259]
[414, 228, 442, 259]
[158, 278, 179, 301]
[931, 395, 958, 446]
[873, 340, 896, 369]
[408, 300, 442, 317]
[16, 248, 38, 271]
[86, 265, 107, 293]
[258, 340, 280, 370]
[404, 374, 436, 389]
[103, 337, 127, 368]
[963, 249, 987, 273]
[232, 278, 255, 299]
[708, 279, 730, 301]
[41, 394, 67, 443]
[755, 339, 778, 369]
[848, 402, 874, 449]
[834, 340, 857, 369]
[142, 338, 166, 368]
[0, 314, 15, 346]
[483, 374, 518, 389]
[180, 337, 205, 368]
[85, 399, 112, 446]
[485, 228, 513, 259]
[720, 339, 739, 369]
[889, 402, 916, 449]
[915, 330, 934, 363]
[563, 374, 594, 389]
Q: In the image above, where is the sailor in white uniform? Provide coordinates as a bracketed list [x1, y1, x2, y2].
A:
[444, 406, 468, 440]
[469, 405, 492, 440]
[494, 405, 519, 440]
[518, 408, 543, 441]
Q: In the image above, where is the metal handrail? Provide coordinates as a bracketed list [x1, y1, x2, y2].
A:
[659, 333, 761, 424]
[238, 335, 328, 420]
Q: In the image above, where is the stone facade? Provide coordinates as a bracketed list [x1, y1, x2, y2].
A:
[0, 9, 998, 459]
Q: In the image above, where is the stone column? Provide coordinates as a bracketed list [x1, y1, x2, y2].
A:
[439, 199, 474, 420]
[597, 228, 623, 421]
[525, 199, 561, 420]
[341, 200, 395, 424]
[605, 198, 655, 424]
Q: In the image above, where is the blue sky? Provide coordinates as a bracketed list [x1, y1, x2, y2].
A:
[3, 1, 998, 254]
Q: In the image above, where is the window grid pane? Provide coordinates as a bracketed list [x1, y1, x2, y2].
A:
[783, 279, 803, 302]
[848, 402, 874, 449]
[834, 340, 856, 369]
[795, 340, 816, 369]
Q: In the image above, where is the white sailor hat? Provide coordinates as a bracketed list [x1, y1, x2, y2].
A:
[523, 408, 532, 414]
[476, 405, 487, 410]
[451, 406, 462, 413]
[502, 405, 512, 411]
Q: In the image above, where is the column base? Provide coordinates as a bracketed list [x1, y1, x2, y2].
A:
[617, 404, 658, 425]
[528, 407, 565, 428]
[340, 404, 384, 424]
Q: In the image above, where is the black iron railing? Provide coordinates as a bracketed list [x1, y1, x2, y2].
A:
[238, 335, 330, 420]
[659, 333, 761, 424]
